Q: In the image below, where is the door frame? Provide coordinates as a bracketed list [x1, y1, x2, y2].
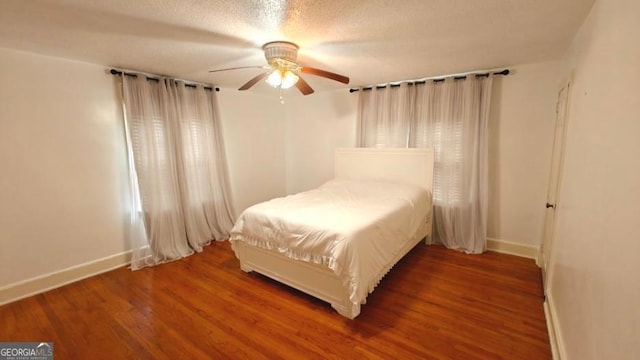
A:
[539, 78, 572, 293]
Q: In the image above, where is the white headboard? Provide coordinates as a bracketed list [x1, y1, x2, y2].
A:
[334, 148, 434, 192]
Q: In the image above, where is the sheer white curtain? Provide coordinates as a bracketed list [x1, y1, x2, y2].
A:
[121, 75, 235, 269]
[357, 83, 414, 147]
[357, 76, 493, 253]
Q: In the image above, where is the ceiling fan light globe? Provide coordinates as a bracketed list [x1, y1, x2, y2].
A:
[266, 70, 282, 88]
[280, 71, 299, 89]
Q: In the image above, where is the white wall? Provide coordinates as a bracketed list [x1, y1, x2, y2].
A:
[219, 88, 356, 212]
[0, 47, 130, 288]
[548, 0, 640, 358]
[284, 89, 357, 194]
[487, 62, 561, 248]
[217, 90, 287, 214]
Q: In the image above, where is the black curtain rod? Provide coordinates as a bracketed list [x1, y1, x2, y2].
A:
[349, 69, 509, 93]
[109, 69, 219, 92]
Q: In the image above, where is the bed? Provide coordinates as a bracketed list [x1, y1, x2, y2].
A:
[229, 148, 434, 319]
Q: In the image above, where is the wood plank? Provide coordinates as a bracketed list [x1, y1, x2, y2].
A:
[0, 242, 551, 359]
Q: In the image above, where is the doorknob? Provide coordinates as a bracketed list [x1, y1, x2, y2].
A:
[546, 203, 555, 209]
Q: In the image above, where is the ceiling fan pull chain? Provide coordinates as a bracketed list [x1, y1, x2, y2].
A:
[279, 87, 285, 104]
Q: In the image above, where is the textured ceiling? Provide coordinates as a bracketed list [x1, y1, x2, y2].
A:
[0, 0, 594, 95]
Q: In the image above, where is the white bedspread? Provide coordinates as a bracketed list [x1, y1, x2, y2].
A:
[229, 179, 432, 308]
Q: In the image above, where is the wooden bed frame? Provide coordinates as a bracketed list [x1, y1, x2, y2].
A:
[233, 148, 434, 319]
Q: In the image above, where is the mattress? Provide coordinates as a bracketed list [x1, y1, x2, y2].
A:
[229, 179, 432, 306]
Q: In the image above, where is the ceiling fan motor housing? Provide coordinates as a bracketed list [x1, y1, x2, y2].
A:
[263, 41, 299, 63]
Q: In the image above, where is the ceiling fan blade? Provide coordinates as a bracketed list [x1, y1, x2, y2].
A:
[300, 66, 349, 84]
[295, 76, 315, 95]
[238, 72, 269, 91]
[209, 65, 265, 73]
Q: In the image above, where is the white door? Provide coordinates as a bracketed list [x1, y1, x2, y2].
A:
[540, 80, 571, 293]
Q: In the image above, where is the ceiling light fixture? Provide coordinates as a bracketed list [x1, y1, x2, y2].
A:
[265, 69, 299, 89]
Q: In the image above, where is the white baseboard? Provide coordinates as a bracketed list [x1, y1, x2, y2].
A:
[544, 291, 566, 360]
[486, 238, 539, 260]
[0, 250, 132, 306]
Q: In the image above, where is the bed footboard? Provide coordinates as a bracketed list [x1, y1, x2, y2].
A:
[232, 220, 430, 319]
[234, 241, 361, 318]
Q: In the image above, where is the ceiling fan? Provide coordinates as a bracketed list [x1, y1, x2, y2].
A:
[209, 41, 349, 96]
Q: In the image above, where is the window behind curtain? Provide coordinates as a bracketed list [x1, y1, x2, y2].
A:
[121, 75, 236, 269]
[357, 76, 493, 253]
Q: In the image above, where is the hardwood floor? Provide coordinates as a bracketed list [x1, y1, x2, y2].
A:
[1, 242, 550, 359]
